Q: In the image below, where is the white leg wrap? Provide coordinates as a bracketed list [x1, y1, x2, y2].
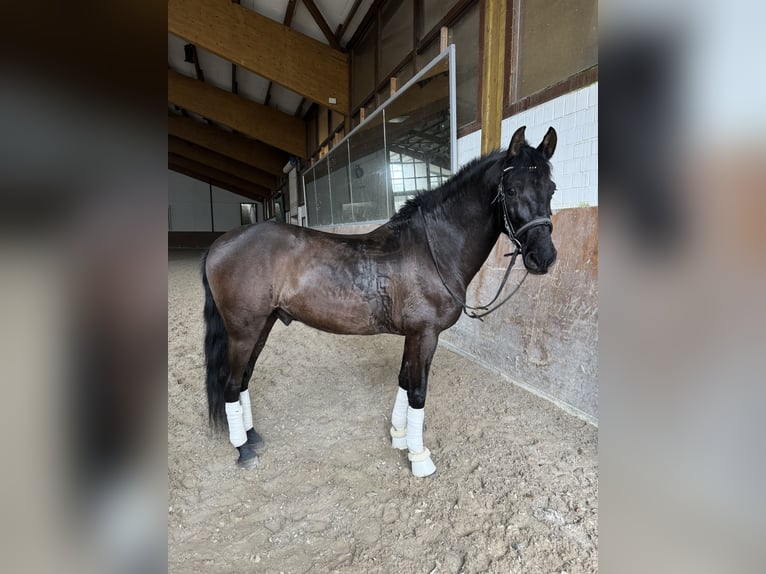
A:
[406, 407, 436, 477]
[225, 402, 247, 447]
[406, 406, 425, 453]
[390, 388, 409, 449]
[239, 390, 253, 431]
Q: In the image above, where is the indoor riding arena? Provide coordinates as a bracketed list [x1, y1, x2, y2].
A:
[168, 1, 598, 572]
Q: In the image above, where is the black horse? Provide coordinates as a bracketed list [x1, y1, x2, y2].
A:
[202, 125, 557, 476]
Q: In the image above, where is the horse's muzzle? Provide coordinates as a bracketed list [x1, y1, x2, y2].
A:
[524, 248, 557, 274]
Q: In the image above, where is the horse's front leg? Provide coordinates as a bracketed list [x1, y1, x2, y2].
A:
[392, 332, 438, 477]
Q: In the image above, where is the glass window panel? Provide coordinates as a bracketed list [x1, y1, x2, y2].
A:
[329, 143, 352, 224]
[384, 52, 452, 208]
[303, 48, 453, 228]
[381, 0, 413, 79]
[517, 0, 597, 99]
[314, 160, 332, 226]
[352, 25, 376, 109]
[348, 112, 390, 221]
[303, 167, 318, 225]
[452, 2, 479, 127]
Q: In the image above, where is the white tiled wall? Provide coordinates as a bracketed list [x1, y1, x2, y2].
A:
[457, 82, 598, 210]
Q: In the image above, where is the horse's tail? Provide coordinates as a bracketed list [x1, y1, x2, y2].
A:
[201, 250, 228, 433]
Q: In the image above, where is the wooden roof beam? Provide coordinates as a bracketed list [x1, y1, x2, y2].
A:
[168, 70, 306, 157]
[264, 0, 299, 108]
[168, 154, 271, 202]
[169, 0, 348, 114]
[335, 0, 364, 44]
[168, 136, 278, 190]
[302, 0, 342, 50]
[167, 113, 289, 175]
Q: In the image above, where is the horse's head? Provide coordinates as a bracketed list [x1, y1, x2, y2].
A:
[498, 125, 558, 274]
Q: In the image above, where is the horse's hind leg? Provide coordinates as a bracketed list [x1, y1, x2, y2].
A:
[390, 351, 410, 450]
[239, 313, 278, 455]
[223, 314, 276, 469]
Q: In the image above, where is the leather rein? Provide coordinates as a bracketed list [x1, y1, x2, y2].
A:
[419, 165, 553, 320]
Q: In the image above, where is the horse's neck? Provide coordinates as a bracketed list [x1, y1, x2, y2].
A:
[433, 182, 501, 289]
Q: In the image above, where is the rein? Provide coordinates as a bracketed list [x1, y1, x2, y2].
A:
[418, 164, 552, 320]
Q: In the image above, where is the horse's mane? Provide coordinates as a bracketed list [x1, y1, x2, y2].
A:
[387, 150, 503, 226]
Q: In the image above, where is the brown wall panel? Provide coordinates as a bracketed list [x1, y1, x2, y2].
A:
[169, 232, 225, 249]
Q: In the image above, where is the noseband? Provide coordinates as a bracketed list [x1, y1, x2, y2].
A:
[419, 164, 553, 320]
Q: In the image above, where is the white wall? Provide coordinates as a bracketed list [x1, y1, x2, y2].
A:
[168, 170, 212, 231]
[457, 82, 598, 210]
[168, 170, 262, 232]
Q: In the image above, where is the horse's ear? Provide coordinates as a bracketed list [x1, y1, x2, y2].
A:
[507, 126, 527, 158]
[537, 127, 557, 159]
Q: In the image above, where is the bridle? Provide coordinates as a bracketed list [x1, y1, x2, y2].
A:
[419, 164, 553, 320]
[494, 164, 553, 250]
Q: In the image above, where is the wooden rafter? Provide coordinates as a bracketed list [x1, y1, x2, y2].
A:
[284, 0, 298, 25]
[168, 156, 271, 202]
[302, 0, 342, 50]
[168, 113, 289, 175]
[264, 0, 299, 107]
[168, 70, 306, 157]
[335, 0, 364, 44]
[169, 0, 348, 114]
[168, 136, 278, 190]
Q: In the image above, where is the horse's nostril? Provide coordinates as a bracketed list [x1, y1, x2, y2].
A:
[525, 252, 540, 270]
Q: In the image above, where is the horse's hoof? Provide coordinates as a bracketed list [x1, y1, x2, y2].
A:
[408, 448, 437, 477]
[246, 428, 266, 454]
[236, 444, 259, 470]
[237, 456, 259, 470]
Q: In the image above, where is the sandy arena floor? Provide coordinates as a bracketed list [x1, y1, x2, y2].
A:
[168, 250, 598, 573]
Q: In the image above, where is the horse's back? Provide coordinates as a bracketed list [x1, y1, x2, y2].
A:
[205, 222, 384, 331]
[204, 221, 454, 335]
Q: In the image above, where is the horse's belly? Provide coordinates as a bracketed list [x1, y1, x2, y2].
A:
[275, 254, 402, 335]
[289, 299, 389, 335]
[279, 284, 396, 335]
